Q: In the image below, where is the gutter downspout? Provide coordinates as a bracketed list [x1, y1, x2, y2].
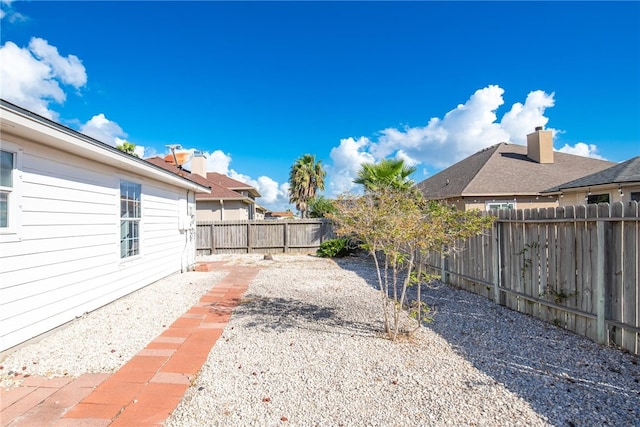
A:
[181, 189, 192, 273]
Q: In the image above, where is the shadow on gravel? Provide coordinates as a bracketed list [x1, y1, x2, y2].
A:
[335, 255, 640, 427]
[231, 295, 376, 338]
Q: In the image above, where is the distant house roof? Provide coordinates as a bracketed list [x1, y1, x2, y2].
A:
[415, 143, 616, 199]
[543, 156, 640, 193]
[206, 172, 261, 198]
[146, 156, 246, 200]
[145, 156, 211, 188]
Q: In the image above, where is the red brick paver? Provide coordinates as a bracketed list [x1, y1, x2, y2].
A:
[1, 264, 258, 427]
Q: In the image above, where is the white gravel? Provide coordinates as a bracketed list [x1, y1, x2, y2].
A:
[167, 255, 640, 427]
[0, 269, 225, 386]
[2, 254, 639, 427]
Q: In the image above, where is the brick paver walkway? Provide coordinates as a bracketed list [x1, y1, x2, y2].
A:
[1, 262, 259, 427]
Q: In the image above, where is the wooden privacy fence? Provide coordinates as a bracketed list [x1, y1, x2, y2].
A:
[196, 219, 335, 255]
[422, 201, 639, 355]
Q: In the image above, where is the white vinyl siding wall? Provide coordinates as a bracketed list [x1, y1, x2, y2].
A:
[0, 137, 196, 352]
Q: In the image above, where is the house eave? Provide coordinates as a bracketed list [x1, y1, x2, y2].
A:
[426, 191, 545, 200]
[197, 196, 249, 202]
[1, 100, 210, 193]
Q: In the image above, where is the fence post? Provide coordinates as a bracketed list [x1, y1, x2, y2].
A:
[493, 221, 501, 303]
[284, 221, 289, 253]
[247, 222, 252, 253]
[441, 246, 449, 284]
[210, 223, 215, 255]
[596, 219, 606, 345]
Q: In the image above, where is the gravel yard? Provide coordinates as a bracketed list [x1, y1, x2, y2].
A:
[2, 254, 639, 426]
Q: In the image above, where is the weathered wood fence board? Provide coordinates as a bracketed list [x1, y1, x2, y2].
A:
[421, 201, 639, 355]
[196, 219, 334, 255]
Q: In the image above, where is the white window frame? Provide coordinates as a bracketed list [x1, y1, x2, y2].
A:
[485, 200, 516, 211]
[0, 142, 23, 242]
[119, 179, 142, 259]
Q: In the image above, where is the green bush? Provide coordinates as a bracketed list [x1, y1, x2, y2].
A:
[317, 237, 353, 258]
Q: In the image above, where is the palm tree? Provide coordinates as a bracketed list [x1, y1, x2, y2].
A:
[354, 158, 416, 193]
[288, 154, 326, 218]
[116, 141, 139, 157]
[308, 195, 337, 218]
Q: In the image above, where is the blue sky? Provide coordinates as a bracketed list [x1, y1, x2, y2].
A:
[1, 1, 639, 212]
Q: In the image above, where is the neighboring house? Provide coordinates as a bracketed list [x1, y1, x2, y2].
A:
[265, 211, 295, 220]
[415, 127, 616, 211]
[0, 99, 211, 353]
[147, 152, 262, 221]
[255, 204, 267, 220]
[145, 151, 265, 221]
[542, 156, 640, 206]
[190, 152, 262, 221]
[145, 155, 247, 222]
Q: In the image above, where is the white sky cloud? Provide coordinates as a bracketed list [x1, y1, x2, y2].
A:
[204, 149, 232, 174]
[0, 37, 86, 119]
[325, 85, 601, 196]
[178, 87, 607, 208]
[226, 170, 289, 208]
[327, 137, 375, 195]
[80, 113, 127, 146]
[28, 38, 87, 89]
[0, 0, 26, 23]
[0, 36, 607, 212]
[557, 142, 604, 159]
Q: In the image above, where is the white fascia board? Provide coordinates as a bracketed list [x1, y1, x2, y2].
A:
[1, 103, 210, 193]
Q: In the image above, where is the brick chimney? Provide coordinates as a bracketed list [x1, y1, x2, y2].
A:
[191, 151, 207, 178]
[526, 126, 554, 164]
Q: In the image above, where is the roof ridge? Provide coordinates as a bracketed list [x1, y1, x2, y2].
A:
[463, 143, 505, 190]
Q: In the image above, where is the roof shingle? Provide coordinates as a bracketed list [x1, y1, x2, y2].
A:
[543, 156, 640, 192]
[415, 143, 616, 199]
[145, 157, 246, 200]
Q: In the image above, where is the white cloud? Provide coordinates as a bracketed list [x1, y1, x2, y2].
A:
[254, 176, 279, 202]
[327, 137, 375, 195]
[500, 90, 556, 145]
[369, 85, 511, 168]
[557, 142, 604, 159]
[80, 113, 127, 146]
[133, 145, 147, 158]
[325, 85, 585, 195]
[205, 150, 232, 174]
[0, 38, 86, 119]
[227, 170, 289, 206]
[1, 0, 26, 23]
[29, 38, 87, 88]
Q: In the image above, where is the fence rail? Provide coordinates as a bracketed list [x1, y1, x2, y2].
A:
[196, 219, 334, 255]
[421, 201, 639, 354]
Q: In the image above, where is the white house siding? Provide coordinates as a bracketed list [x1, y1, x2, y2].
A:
[0, 135, 198, 353]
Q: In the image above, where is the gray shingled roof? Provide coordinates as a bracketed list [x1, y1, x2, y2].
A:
[415, 143, 616, 199]
[543, 156, 640, 193]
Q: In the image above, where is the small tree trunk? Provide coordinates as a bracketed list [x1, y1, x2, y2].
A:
[371, 250, 390, 334]
[393, 250, 415, 340]
[416, 252, 423, 324]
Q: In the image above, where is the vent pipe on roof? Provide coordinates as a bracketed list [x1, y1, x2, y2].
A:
[527, 127, 554, 164]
